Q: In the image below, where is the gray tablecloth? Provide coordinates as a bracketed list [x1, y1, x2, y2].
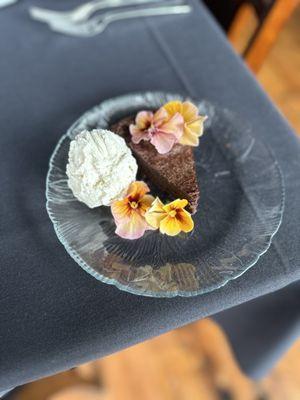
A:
[0, 0, 299, 391]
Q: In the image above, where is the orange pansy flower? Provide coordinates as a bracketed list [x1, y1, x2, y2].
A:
[111, 181, 154, 240]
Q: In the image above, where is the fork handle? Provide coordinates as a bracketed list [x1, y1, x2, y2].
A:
[96, 4, 192, 28]
[31, 0, 173, 24]
[82, 0, 165, 21]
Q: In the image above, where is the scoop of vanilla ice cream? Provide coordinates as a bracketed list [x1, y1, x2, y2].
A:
[66, 129, 137, 208]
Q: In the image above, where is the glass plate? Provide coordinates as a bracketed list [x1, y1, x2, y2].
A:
[46, 92, 284, 297]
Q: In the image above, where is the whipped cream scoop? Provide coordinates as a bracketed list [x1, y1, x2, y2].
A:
[66, 129, 137, 208]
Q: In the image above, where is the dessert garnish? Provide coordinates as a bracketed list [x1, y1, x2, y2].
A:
[129, 107, 184, 154]
[111, 181, 154, 240]
[145, 197, 194, 236]
[66, 129, 137, 208]
[66, 99, 206, 240]
[111, 117, 200, 214]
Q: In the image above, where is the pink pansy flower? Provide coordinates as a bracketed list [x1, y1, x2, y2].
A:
[111, 181, 155, 240]
[129, 107, 184, 154]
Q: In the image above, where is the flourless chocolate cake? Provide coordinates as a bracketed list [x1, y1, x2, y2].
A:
[110, 116, 199, 214]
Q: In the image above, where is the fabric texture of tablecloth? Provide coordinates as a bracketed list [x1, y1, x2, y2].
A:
[0, 0, 299, 391]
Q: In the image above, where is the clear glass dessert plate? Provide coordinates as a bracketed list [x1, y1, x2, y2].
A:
[46, 92, 285, 297]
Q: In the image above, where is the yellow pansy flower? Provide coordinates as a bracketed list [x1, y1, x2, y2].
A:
[163, 100, 207, 146]
[145, 197, 194, 236]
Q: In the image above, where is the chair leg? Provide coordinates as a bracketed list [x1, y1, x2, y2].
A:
[228, 3, 258, 55]
[244, 0, 299, 73]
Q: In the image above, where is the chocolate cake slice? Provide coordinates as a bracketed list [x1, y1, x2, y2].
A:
[110, 116, 199, 214]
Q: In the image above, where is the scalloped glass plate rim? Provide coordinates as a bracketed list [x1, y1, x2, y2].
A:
[46, 91, 285, 298]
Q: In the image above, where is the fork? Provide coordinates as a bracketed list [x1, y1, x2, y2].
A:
[31, 4, 192, 37]
[29, 0, 170, 25]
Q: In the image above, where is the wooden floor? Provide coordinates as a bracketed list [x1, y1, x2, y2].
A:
[17, 320, 300, 400]
[14, 6, 300, 400]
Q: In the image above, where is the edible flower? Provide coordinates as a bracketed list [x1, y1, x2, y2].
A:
[145, 197, 194, 236]
[111, 181, 154, 240]
[129, 107, 184, 154]
[163, 101, 207, 146]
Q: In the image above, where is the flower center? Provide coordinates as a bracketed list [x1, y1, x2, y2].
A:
[148, 124, 158, 136]
[169, 210, 177, 218]
[130, 201, 139, 209]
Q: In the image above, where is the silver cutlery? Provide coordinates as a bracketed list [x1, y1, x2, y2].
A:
[0, 0, 18, 8]
[29, 0, 172, 25]
[30, 4, 192, 37]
